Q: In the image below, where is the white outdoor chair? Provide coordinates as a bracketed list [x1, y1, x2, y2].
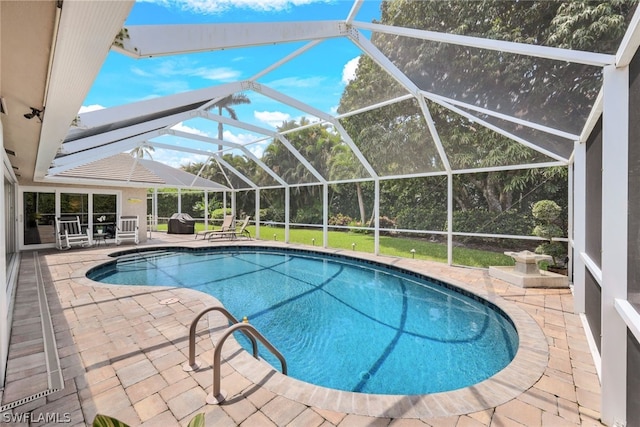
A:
[115, 215, 139, 245]
[55, 216, 92, 250]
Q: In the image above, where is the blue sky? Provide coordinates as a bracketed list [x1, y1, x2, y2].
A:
[82, 0, 382, 167]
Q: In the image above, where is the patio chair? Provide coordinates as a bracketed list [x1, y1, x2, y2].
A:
[195, 215, 233, 240]
[211, 215, 251, 241]
[115, 215, 139, 245]
[55, 216, 92, 250]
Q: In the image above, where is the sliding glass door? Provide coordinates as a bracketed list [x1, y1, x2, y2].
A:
[20, 188, 120, 249]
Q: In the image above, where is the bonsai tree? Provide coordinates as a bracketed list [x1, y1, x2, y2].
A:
[532, 200, 566, 267]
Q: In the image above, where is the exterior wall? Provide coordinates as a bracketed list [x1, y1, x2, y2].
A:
[17, 182, 148, 246]
[121, 187, 148, 242]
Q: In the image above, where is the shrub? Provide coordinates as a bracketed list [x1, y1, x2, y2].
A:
[261, 207, 285, 223]
[328, 213, 352, 226]
[452, 209, 534, 236]
[532, 200, 566, 266]
[396, 207, 447, 231]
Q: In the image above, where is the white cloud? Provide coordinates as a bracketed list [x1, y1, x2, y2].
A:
[192, 67, 242, 81]
[151, 148, 208, 168]
[131, 67, 153, 78]
[78, 104, 105, 114]
[254, 110, 291, 128]
[223, 130, 260, 145]
[171, 122, 210, 137]
[266, 76, 326, 90]
[342, 56, 360, 84]
[135, 58, 242, 86]
[140, 0, 331, 14]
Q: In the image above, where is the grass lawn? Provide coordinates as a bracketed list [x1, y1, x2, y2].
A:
[160, 223, 514, 268]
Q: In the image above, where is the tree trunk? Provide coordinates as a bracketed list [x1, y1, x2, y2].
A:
[217, 106, 223, 152]
[356, 183, 366, 224]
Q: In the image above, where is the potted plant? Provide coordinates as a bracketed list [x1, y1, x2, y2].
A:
[532, 200, 568, 275]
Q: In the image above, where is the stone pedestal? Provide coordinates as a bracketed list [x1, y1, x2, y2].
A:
[489, 250, 569, 288]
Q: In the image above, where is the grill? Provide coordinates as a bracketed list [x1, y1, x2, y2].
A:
[167, 213, 195, 234]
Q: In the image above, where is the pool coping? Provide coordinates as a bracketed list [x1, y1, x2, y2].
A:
[72, 241, 548, 419]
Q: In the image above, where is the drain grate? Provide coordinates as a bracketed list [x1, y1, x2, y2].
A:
[0, 388, 60, 412]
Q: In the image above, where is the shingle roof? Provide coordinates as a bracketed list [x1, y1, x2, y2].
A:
[56, 153, 229, 190]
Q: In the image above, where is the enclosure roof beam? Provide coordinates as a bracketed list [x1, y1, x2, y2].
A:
[424, 92, 580, 141]
[346, 0, 364, 24]
[353, 21, 615, 67]
[114, 21, 345, 58]
[49, 132, 156, 175]
[249, 40, 323, 82]
[167, 129, 288, 186]
[427, 94, 570, 163]
[348, 29, 421, 97]
[416, 95, 451, 172]
[275, 134, 327, 183]
[350, 29, 454, 173]
[76, 82, 243, 129]
[62, 111, 196, 154]
[201, 112, 277, 137]
[616, 6, 640, 67]
[147, 141, 254, 189]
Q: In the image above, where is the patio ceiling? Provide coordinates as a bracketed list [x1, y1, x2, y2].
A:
[5, 1, 640, 191]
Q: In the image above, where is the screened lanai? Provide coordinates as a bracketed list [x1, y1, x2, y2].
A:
[5, 1, 640, 425]
[46, 1, 630, 268]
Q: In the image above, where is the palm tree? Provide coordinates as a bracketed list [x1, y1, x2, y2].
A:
[130, 142, 155, 160]
[211, 94, 251, 151]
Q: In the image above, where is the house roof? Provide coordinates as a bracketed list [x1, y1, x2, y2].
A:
[52, 153, 229, 190]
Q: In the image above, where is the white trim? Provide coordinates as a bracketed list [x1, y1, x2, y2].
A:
[580, 89, 603, 144]
[615, 299, 640, 346]
[580, 252, 602, 286]
[600, 65, 628, 426]
[580, 312, 602, 381]
[573, 140, 587, 313]
[616, 6, 640, 67]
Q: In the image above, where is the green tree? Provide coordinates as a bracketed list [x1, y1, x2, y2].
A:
[210, 93, 251, 151]
[337, 0, 633, 215]
[129, 141, 155, 159]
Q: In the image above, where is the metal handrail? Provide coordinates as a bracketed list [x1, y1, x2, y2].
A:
[208, 322, 287, 405]
[183, 306, 258, 371]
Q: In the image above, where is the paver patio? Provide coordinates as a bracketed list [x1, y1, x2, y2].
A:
[0, 233, 605, 426]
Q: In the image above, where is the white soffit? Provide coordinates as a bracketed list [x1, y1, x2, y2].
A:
[34, 0, 134, 181]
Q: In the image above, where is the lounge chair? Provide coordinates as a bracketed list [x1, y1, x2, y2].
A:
[55, 216, 92, 250]
[115, 215, 139, 245]
[195, 215, 233, 240]
[210, 215, 251, 241]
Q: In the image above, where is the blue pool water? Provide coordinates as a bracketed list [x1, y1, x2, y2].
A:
[89, 247, 518, 395]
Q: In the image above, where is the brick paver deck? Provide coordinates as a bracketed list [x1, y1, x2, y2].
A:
[0, 233, 605, 426]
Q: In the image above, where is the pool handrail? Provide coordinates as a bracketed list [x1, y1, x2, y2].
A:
[183, 306, 258, 371]
[208, 321, 287, 405]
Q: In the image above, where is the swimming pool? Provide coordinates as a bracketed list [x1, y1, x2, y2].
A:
[89, 246, 519, 395]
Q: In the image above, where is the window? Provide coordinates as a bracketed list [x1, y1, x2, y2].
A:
[23, 191, 55, 245]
